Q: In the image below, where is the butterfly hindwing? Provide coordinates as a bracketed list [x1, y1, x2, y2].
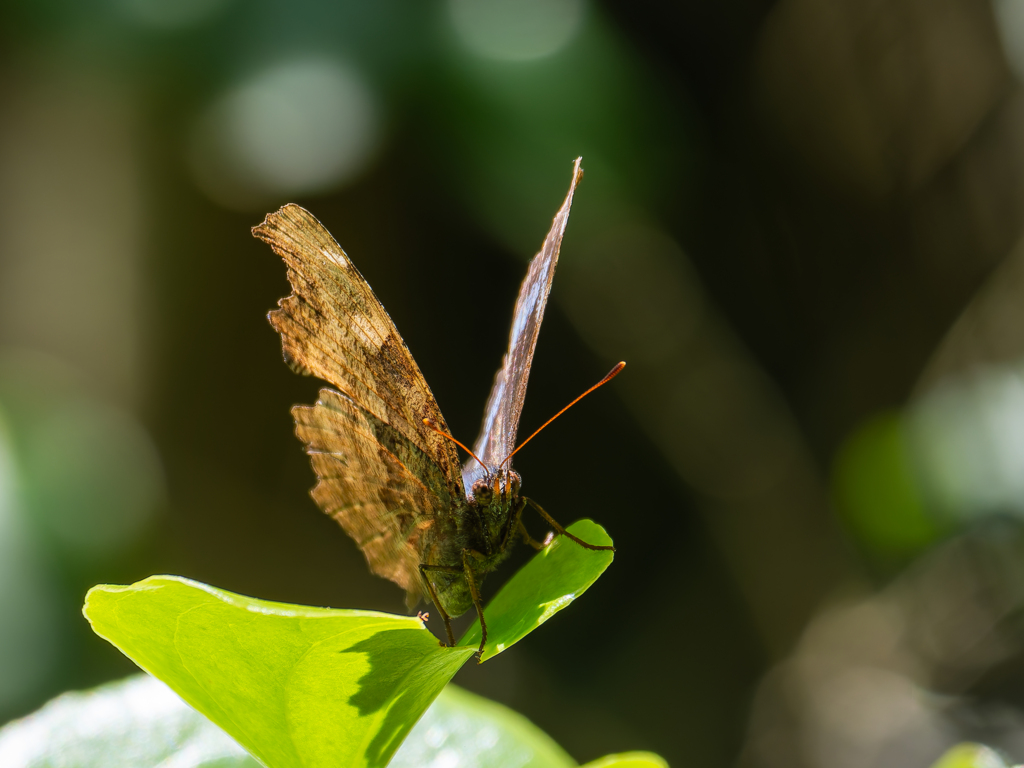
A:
[466, 158, 584, 485]
[294, 388, 452, 606]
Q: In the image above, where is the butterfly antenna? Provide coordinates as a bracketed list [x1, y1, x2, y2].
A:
[500, 361, 626, 469]
[423, 418, 489, 475]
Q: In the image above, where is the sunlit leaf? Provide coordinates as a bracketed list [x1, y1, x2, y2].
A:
[84, 576, 474, 768]
[81, 520, 615, 765]
[460, 519, 614, 661]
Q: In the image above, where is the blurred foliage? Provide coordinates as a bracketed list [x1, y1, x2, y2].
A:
[832, 411, 940, 563]
[0, 674, 260, 768]
[930, 743, 1014, 768]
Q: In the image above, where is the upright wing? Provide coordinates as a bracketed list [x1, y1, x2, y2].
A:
[466, 157, 584, 486]
[253, 205, 466, 598]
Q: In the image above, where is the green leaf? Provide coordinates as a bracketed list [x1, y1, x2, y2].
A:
[579, 753, 669, 768]
[83, 576, 475, 768]
[459, 519, 614, 661]
[80, 520, 616, 766]
[928, 743, 1010, 768]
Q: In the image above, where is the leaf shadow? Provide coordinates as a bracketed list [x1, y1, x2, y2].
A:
[340, 629, 471, 767]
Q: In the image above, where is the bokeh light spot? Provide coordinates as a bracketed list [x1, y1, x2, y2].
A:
[447, 0, 586, 62]
[189, 57, 380, 210]
[909, 365, 1024, 519]
[996, 0, 1024, 81]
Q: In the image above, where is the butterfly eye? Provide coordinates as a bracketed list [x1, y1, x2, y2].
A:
[471, 478, 493, 505]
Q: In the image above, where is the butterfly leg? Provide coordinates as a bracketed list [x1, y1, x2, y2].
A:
[461, 548, 489, 660]
[502, 497, 556, 552]
[524, 497, 615, 552]
[419, 563, 462, 647]
[497, 497, 529, 553]
[518, 519, 553, 551]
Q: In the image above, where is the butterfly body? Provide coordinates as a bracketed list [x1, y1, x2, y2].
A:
[254, 157, 613, 656]
[422, 467, 523, 616]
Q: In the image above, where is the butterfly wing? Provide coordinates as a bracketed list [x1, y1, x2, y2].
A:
[465, 157, 584, 486]
[253, 205, 465, 603]
[293, 389, 450, 606]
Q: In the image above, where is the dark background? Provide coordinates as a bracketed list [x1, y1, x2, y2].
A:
[4, 1, 1024, 766]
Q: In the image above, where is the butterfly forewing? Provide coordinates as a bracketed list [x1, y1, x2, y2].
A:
[253, 204, 464, 500]
[466, 157, 584, 486]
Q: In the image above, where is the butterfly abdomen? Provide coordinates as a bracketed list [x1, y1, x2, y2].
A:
[426, 541, 515, 619]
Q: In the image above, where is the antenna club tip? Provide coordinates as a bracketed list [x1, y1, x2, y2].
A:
[423, 418, 434, 426]
[601, 361, 626, 383]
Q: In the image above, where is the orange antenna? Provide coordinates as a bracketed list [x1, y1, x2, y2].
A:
[423, 418, 489, 475]
[500, 361, 626, 468]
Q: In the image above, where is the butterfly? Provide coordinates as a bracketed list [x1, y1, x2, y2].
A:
[252, 157, 619, 657]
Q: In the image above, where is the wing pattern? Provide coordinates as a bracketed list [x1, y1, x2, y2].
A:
[253, 205, 465, 599]
[253, 204, 463, 501]
[466, 158, 584, 485]
[294, 389, 449, 605]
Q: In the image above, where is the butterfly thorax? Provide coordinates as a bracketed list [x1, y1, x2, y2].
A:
[427, 467, 523, 618]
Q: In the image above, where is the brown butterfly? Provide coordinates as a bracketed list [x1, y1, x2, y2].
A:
[252, 157, 620, 657]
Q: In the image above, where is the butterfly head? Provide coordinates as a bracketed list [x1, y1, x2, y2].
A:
[469, 468, 521, 546]
[470, 468, 521, 508]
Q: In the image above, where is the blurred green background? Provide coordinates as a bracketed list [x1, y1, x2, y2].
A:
[7, 1, 1024, 766]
